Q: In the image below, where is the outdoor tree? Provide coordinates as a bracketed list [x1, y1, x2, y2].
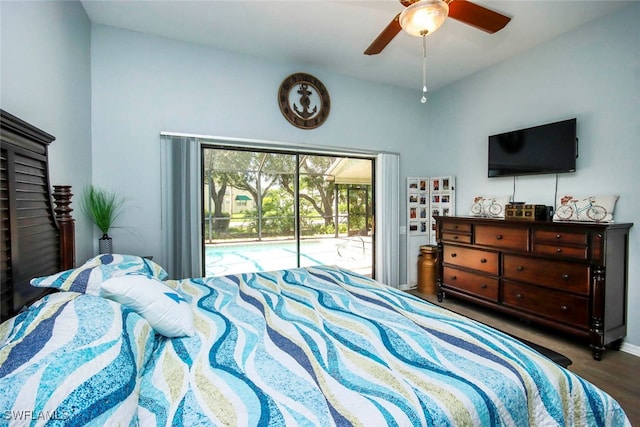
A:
[245, 189, 295, 235]
[279, 155, 336, 228]
[203, 148, 372, 239]
[204, 149, 296, 238]
[203, 149, 230, 232]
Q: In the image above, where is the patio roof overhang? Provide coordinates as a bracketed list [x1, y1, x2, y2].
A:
[325, 158, 372, 185]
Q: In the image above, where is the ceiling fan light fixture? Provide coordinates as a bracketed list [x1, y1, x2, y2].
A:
[399, 0, 449, 37]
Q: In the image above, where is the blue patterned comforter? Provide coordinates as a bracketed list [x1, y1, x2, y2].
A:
[0, 292, 157, 426]
[0, 265, 630, 426]
[138, 266, 629, 426]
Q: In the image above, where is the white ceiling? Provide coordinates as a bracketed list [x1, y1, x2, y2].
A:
[80, 0, 636, 91]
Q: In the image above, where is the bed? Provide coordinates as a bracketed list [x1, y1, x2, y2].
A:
[0, 259, 631, 426]
[0, 111, 631, 426]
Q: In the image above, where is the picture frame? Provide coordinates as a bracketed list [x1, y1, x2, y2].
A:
[406, 176, 456, 288]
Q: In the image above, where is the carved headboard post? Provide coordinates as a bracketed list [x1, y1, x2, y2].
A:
[53, 185, 76, 270]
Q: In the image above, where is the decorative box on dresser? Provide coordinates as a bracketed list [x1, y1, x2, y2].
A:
[434, 216, 633, 360]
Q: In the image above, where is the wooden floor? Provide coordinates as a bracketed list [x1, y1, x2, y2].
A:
[410, 291, 640, 425]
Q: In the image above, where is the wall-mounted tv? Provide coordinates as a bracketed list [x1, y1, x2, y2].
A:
[488, 118, 577, 177]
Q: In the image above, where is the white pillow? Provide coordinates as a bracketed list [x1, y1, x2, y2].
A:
[469, 195, 511, 218]
[553, 195, 618, 222]
[100, 275, 195, 338]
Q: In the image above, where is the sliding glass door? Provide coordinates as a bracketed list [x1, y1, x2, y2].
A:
[202, 146, 374, 277]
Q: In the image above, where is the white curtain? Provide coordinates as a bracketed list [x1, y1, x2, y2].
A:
[375, 153, 400, 287]
[160, 135, 202, 279]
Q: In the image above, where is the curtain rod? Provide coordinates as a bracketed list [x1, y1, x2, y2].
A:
[160, 131, 400, 158]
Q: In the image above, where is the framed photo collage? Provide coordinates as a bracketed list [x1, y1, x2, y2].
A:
[406, 176, 456, 288]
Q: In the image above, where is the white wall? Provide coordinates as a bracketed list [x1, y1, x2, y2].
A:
[0, 0, 93, 261]
[90, 25, 427, 275]
[2, 0, 638, 350]
[424, 3, 640, 349]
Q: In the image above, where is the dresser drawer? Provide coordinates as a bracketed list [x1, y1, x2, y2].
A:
[503, 255, 590, 294]
[443, 267, 499, 301]
[442, 232, 472, 244]
[532, 229, 589, 260]
[441, 221, 472, 233]
[502, 281, 589, 329]
[532, 243, 588, 260]
[475, 225, 529, 251]
[443, 245, 498, 275]
[533, 229, 588, 245]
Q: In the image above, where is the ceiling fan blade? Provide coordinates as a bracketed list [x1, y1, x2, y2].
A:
[448, 0, 511, 34]
[364, 13, 402, 55]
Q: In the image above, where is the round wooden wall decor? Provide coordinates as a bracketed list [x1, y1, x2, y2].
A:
[278, 73, 330, 129]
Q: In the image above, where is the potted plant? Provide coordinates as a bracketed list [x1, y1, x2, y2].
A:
[80, 185, 125, 254]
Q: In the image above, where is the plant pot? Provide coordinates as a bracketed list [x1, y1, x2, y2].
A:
[99, 233, 113, 254]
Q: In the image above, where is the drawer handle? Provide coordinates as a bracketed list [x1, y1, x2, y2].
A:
[517, 266, 524, 271]
[480, 284, 488, 289]
[453, 235, 459, 240]
[556, 248, 562, 253]
[516, 293, 523, 299]
[562, 274, 570, 280]
[453, 225, 459, 230]
[480, 258, 487, 263]
[450, 275, 457, 280]
[450, 253, 457, 258]
[556, 234, 562, 239]
[496, 235, 503, 240]
[560, 305, 568, 311]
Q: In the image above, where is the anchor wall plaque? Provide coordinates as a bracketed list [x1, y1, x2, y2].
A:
[278, 73, 330, 129]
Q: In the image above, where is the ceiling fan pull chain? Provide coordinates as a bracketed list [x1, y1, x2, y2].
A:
[421, 35, 428, 104]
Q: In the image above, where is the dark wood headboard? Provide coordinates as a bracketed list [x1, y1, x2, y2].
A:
[1, 109, 76, 322]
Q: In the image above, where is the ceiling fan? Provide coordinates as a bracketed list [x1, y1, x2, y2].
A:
[364, 0, 511, 55]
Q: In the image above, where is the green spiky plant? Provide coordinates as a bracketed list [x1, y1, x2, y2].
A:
[80, 185, 125, 237]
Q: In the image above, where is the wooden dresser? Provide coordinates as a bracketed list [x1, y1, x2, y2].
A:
[434, 216, 632, 360]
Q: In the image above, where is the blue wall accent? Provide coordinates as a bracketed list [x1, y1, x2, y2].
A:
[1, 0, 94, 259]
[1, 1, 638, 349]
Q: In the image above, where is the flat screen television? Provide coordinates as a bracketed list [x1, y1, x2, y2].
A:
[488, 118, 577, 177]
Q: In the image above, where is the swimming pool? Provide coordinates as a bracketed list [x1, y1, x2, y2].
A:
[205, 237, 372, 277]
